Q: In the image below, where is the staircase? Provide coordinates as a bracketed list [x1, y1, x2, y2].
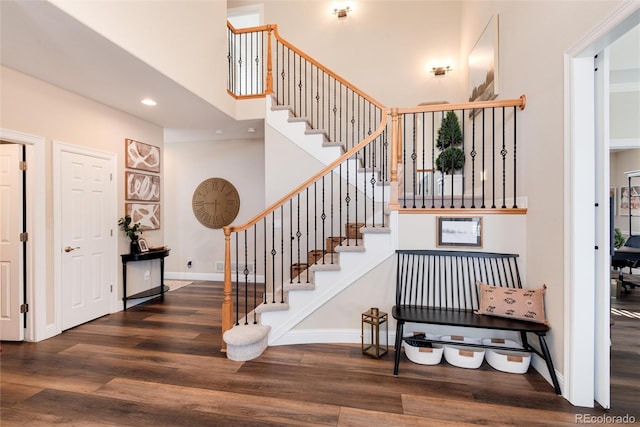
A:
[223, 24, 527, 361]
[224, 97, 395, 361]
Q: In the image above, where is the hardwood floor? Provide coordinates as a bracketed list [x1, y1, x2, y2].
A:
[1, 281, 638, 426]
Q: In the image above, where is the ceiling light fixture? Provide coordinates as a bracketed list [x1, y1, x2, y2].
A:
[247, 127, 256, 133]
[141, 98, 157, 106]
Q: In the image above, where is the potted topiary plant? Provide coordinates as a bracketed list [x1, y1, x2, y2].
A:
[118, 215, 142, 253]
[435, 111, 465, 174]
[435, 111, 465, 194]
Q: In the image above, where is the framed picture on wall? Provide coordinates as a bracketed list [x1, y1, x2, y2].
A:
[437, 216, 483, 248]
[125, 138, 160, 173]
[125, 203, 161, 230]
[468, 14, 499, 103]
[125, 171, 160, 202]
[619, 185, 640, 216]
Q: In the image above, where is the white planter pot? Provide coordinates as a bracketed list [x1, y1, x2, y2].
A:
[437, 174, 463, 196]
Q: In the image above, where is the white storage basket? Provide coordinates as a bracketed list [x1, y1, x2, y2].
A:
[444, 345, 485, 369]
[440, 335, 481, 345]
[481, 337, 523, 349]
[486, 349, 531, 374]
[403, 332, 443, 365]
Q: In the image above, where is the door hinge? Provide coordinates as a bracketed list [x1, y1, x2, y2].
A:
[20, 304, 28, 314]
[20, 232, 28, 242]
[19, 161, 27, 171]
[110, 229, 113, 237]
[110, 285, 113, 293]
[110, 172, 113, 181]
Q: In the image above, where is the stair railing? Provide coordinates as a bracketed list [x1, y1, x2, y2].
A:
[390, 96, 527, 212]
[223, 23, 388, 349]
[227, 23, 273, 98]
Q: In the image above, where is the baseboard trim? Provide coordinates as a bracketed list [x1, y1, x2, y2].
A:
[165, 272, 265, 282]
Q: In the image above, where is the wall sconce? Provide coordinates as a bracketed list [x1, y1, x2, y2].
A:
[333, 6, 351, 18]
[431, 66, 452, 76]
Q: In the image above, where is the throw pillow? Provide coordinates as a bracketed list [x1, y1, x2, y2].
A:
[475, 281, 548, 325]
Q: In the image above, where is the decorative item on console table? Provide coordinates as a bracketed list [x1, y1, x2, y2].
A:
[118, 215, 143, 254]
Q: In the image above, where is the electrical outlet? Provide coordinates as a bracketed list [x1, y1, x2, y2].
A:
[144, 270, 150, 281]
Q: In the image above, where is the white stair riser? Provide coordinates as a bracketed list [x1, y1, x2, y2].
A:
[261, 226, 396, 345]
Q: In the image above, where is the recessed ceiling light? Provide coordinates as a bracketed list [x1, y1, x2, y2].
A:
[215, 129, 224, 134]
[141, 98, 157, 106]
[247, 127, 256, 133]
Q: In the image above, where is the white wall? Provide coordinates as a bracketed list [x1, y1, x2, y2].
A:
[163, 138, 265, 277]
[0, 65, 163, 325]
[50, 0, 235, 118]
[229, 0, 465, 107]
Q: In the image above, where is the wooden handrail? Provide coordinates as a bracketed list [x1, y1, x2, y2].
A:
[224, 111, 388, 235]
[226, 22, 273, 35]
[396, 95, 526, 115]
[271, 25, 386, 110]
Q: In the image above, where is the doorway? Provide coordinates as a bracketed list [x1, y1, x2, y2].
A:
[0, 128, 46, 342]
[53, 141, 117, 331]
[565, 2, 640, 409]
[0, 142, 25, 341]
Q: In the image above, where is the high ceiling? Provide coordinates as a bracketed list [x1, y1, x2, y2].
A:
[0, 0, 263, 143]
[1, 1, 637, 146]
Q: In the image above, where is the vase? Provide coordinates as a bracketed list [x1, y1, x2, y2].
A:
[130, 238, 140, 254]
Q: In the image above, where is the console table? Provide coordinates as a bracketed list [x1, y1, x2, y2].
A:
[121, 248, 170, 310]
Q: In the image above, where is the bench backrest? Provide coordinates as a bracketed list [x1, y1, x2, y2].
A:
[395, 250, 522, 310]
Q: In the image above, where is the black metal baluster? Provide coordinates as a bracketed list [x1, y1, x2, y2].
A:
[289, 199, 293, 284]
[501, 107, 507, 208]
[471, 112, 477, 208]
[402, 114, 407, 208]
[243, 229, 248, 324]
[481, 109, 486, 208]
[270, 213, 275, 304]
[280, 205, 284, 302]
[296, 193, 302, 283]
[491, 107, 496, 208]
[461, 109, 466, 209]
[431, 112, 435, 208]
[253, 225, 257, 323]
[513, 106, 518, 208]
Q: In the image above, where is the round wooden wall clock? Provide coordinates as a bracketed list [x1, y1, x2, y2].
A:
[192, 177, 240, 229]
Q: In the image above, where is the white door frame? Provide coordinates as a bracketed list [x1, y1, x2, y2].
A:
[53, 140, 118, 332]
[564, 2, 640, 407]
[0, 128, 47, 342]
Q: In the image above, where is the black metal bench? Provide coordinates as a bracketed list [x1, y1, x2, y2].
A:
[392, 249, 561, 395]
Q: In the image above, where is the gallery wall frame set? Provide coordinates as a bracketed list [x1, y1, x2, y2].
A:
[124, 138, 161, 230]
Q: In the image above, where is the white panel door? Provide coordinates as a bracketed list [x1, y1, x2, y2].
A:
[61, 150, 111, 330]
[0, 143, 24, 341]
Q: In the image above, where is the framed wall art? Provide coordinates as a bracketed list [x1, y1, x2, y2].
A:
[125, 203, 161, 230]
[125, 138, 160, 173]
[619, 185, 640, 216]
[125, 171, 160, 202]
[468, 14, 499, 103]
[437, 216, 483, 248]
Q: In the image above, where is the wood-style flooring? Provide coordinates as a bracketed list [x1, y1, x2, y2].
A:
[1, 281, 638, 426]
